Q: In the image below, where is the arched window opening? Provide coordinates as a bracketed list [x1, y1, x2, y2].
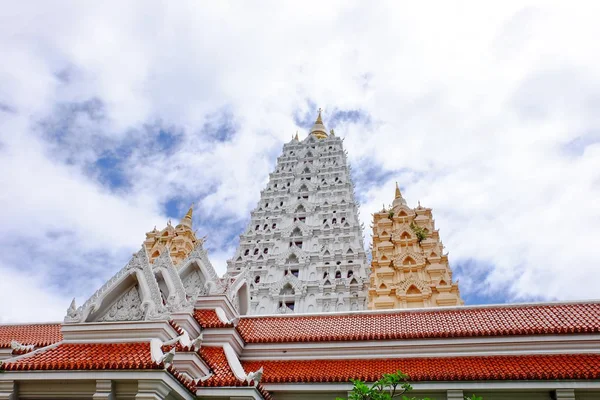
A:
[347, 270, 353, 278]
[255, 276, 261, 284]
[253, 249, 259, 255]
[272, 223, 277, 229]
[401, 231, 411, 240]
[263, 248, 268, 254]
[335, 271, 342, 279]
[244, 249, 250, 256]
[255, 225, 259, 231]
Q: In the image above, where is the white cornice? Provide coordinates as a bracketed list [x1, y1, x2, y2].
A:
[194, 296, 238, 320]
[170, 312, 203, 338]
[203, 328, 245, 355]
[240, 334, 600, 360]
[61, 321, 179, 343]
[195, 387, 264, 399]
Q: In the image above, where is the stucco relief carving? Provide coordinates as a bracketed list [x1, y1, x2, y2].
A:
[98, 285, 144, 322]
[182, 270, 206, 297]
[64, 247, 170, 323]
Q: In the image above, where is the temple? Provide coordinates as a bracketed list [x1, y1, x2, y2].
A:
[369, 184, 463, 309]
[227, 110, 370, 314]
[0, 115, 598, 399]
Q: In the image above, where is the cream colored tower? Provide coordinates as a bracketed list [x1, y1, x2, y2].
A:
[143, 205, 200, 266]
[369, 185, 464, 309]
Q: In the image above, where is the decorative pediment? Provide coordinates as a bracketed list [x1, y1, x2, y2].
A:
[290, 180, 317, 193]
[281, 221, 313, 238]
[269, 273, 306, 297]
[286, 198, 315, 214]
[397, 277, 431, 295]
[276, 247, 309, 265]
[65, 247, 170, 324]
[394, 251, 425, 267]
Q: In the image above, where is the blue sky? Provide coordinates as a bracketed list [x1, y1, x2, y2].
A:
[1, 2, 599, 322]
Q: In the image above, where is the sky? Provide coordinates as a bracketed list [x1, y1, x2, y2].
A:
[1, 1, 599, 323]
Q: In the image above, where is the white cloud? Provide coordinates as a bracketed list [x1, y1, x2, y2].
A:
[1, 1, 600, 321]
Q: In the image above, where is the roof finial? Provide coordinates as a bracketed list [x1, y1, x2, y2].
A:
[316, 108, 323, 124]
[294, 131, 299, 141]
[310, 108, 328, 139]
[178, 203, 194, 229]
[395, 182, 402, 199]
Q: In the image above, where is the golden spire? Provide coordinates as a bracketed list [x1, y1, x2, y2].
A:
[294, 131, 299, 141]
[316, 108, 323, 124]
[395, 182, 402, 199]
[178, 203, 194, 229]
[310, 108, 328, 139]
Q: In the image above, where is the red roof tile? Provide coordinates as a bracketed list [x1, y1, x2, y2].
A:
[194, 309, 232, 329]
[242, 354, 600, 383]
[237, 303, 600, 343]
[1, 342, 158, 371]
[198, 346, 272, 400]
[0, 323, 62, 348]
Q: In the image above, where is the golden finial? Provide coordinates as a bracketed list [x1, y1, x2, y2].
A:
[316, 108, 323, 124]
[395, 182, 402, 199]
[178, 203, 194, 229]
[294, 131, 299, 141]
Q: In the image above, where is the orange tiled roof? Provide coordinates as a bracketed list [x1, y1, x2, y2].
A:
[0, 323, 62, 348]
[194, 309, 232, 329]
[198, 346, 272, 400]
[1, 342, 158, 371]
[242, 354, 600, 383]
[237, 303, 600, 343]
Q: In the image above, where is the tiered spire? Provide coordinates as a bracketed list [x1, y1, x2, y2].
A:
[228, 112, 369, 314]
[369, 185, 463, 309]
[144, 204, 198, 266]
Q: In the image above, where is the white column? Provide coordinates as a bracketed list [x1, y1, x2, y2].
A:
[447, 389, 464, 400]
[135, 380, 171, 400]
[554, 389, 576, 400]
[0, 381, 17, 400]
[93, 380, 114, 400]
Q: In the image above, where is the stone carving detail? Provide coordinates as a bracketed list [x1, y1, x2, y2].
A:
[64, 248, 146, 323]
[64, 247, 170, 323]
[183, 270, 206, 297]
[98, 285, 143, 322]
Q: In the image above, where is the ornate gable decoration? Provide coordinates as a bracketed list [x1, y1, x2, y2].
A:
[286, 198, 315, 214]
[280, 221, 313, 238]
[65, 247, 170, 324]
[178, 242, 225, 299]
[276, 247, 309, 265]
[269, 273, 307, 297]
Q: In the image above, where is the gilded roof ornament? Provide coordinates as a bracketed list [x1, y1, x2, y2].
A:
[309, 108, 328, 139]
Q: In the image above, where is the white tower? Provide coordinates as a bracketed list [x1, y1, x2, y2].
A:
[227, 110, 370, 314]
